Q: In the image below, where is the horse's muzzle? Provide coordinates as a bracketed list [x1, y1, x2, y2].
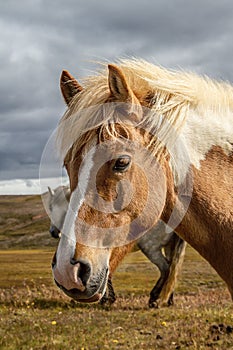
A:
[54, 280, 103, 302]
[53, 268, 109, 303]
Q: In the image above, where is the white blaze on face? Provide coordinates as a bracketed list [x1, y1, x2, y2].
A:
[55, 145, 96, 270]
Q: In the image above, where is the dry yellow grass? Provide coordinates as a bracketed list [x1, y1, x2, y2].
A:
[0, 195, 233, 349]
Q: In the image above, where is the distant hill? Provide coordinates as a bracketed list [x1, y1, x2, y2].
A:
[0, 195, 57, 249]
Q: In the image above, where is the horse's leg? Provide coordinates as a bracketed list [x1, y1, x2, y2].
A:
[147, 254, 170, 308]
[99, 291, 108, 305]
[167, 292, 174, 306]
[159, 234, 186, 306]
[138, 227, 186, 308]
[161, 237, 176, 305]
[99, 277, 116, 305]
[138, 239, 170, 308]
[101, 243, 134, 305]
[107, 278, 116, 304]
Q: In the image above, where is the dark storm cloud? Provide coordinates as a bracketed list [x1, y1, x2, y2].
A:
[1, 0, 233, 181]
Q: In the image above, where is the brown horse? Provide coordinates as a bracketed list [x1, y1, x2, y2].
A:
[52, 58, 233, 303]
[46, 185, 185, 306]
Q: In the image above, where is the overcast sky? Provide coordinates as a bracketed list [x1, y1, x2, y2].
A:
[1, 0, 233, 193]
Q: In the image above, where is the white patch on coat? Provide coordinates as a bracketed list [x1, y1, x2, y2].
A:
[56, 144, 96, 266]
[169, 107, 233, 187]
[181, 108, 233, 170]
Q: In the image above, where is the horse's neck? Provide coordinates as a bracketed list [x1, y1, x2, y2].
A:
[162, 133, 233, 296]
[179, 149, 233, 245]
[180, 106, 233, 230]
[165, 129, 233, 242]
[168, 104, 233, 240]
[180, 107, 233, 171]
[168, 105, 233, 237]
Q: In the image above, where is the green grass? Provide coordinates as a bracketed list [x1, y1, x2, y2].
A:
[0, 195, 233, 349]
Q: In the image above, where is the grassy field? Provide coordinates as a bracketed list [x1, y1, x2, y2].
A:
[0, 195, 233, 349]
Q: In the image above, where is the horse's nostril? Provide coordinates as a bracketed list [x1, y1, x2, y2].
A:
[49, 226, 61, 239]
[70, 258, 91, 286]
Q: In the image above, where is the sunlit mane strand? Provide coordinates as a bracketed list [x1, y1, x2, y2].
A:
[57, 58, 233, 161]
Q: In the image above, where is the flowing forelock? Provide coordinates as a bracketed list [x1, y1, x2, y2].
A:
[57, 58, 233, 164]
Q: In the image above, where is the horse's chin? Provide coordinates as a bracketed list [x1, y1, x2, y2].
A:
[54, 272, 108, 303]
[73, 293, 102, 303]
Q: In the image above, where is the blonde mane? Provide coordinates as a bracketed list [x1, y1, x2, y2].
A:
[57, 58, 233, 162]
[53, 59, 233, 303]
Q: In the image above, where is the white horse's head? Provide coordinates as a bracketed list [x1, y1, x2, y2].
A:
[44, 186, 70, 238]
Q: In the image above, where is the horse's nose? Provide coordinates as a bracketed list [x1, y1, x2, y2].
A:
[52, 252, 91, 291]
[70, 258, 91, 287]
[49, 225, 61, 239]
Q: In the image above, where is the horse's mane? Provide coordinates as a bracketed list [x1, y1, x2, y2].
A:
[57, 58, 233, 161]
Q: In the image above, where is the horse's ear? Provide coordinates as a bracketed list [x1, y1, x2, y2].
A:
[108, 64, 142, 122]
[48, 186, 54, 197]
[108, 64, 131, 101]
[66, 188, 71, 202]
[60, 70, 83, 105]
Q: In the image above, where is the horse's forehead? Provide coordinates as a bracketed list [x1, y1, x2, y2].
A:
[81, 128, 135, 156]
[82, 135, 98, 158]
[52, 188, 68, 206]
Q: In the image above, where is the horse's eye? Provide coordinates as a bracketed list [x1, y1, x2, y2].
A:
[113, 155, 131, 172]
